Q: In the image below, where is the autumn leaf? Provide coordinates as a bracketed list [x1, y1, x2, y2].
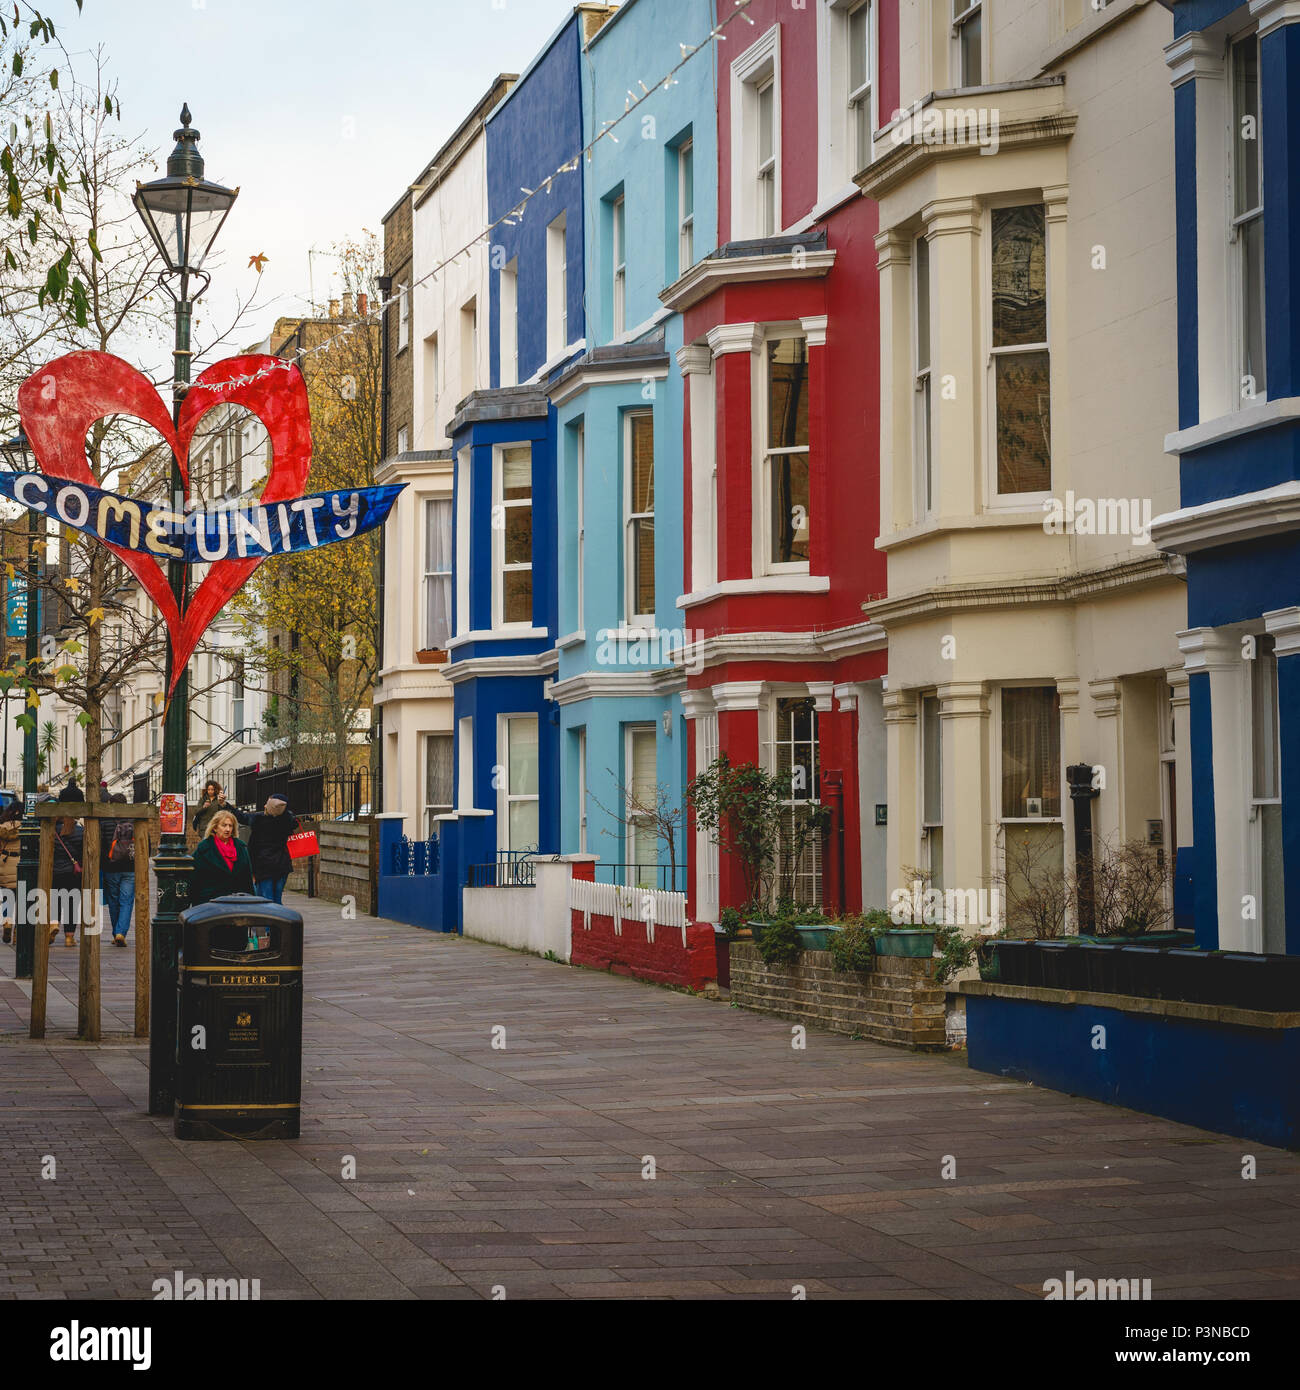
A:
[85, 607, 104, 626]
[65, 575, 80, 593]
[248, 252, 269, 273]
[26, 690, 39, 709]
[4, 563, 13, 580]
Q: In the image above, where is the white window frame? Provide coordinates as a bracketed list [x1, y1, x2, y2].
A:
[499, 713, 540, 853]
[951, 0, 983, 88]
[492, 443, 533, 631]
[499, 259, 518, 388]
[422, 332, 440, 444]
[1248, 632, 1281, 952]
[576, 725, 588, 854]
[625, 723, 659, 884]
[1228, 26, 1265, 409]
[919, 692, 943, 886]
[846, 0, 874, 175]
[755, 328, 811, 577]
[984, 199, 1053, 511]
[914, 232, 934, 519]
[731, 27, 781, 240]
[547, 214, 568, 358]
[611, 195, 626, 338]
[457, 715, 474, 811]
[423, 731, 454, 838]
[624, 408, 656, 625]
[422, 497, 453, 652]
[575, 421, 585, 631]
[398, 280, 410, 351]
[756, 78, 777, 238]
[762, 691, 822, 907]
[677, 137, 695, 277]
[396, 425, 409, 456]
[460, 297, 478, 399]
[455, 447, 471, 637]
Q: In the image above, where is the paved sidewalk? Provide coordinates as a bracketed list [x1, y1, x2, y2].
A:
[1, 894, 1298, 1300]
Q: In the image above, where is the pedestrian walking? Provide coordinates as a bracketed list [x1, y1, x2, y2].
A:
[235, 795, 298, 903]
[0, 803, 20, 945]
[50, 813, 83, 948]
[57, 780, 83, 804]
[192, 780, 226, 839]
[101, 792, 136, 947]
[190, 809, 254, 904]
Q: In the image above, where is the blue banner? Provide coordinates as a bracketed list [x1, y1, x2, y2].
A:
[0, 472, 404, 563]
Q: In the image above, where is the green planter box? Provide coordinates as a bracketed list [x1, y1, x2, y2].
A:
[876, 928, 936, 958]
[795, 924, 839, 952]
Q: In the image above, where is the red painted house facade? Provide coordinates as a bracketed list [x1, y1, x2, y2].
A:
[663, 0, 897, 923]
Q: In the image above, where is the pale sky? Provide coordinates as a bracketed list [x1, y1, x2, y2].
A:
[46, 0, 578, 360]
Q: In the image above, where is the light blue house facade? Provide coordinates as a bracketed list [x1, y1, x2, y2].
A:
[1152, 0, 1300, 954]
[547, 0, 718, 890]
[437, 8, 604, 912]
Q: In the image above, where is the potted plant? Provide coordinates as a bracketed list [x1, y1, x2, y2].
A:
[755, 918, 803, 967]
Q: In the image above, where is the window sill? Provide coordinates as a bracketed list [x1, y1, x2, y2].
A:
[1164, 395, 1300, 456]
[676, 575, 829, 607]
[876, 510, 1052, 550]
[445, 627, 549, 648]
[555, 630, 586, 650]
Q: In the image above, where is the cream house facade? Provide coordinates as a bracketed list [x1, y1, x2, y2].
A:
[376, 79, 512, 834]
[860, 0, 1191, 930]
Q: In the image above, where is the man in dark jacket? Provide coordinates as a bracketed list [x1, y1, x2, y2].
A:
[234, 795, 298, 903]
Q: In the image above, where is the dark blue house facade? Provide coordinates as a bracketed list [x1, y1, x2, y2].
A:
[1152, 0, 1300, 954]
[432, 7, 608, 923]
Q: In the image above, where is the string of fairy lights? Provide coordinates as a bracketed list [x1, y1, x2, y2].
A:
[200, 0, 755, 393]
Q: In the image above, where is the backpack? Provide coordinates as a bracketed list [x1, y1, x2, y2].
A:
[107, 819, 135, 869]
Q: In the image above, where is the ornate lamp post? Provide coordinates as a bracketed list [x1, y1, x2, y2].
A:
[1, 428, 42, 980]
[133, 107, 237, 1116]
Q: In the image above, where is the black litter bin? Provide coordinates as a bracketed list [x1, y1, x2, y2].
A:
[174, 894, 303, 1141]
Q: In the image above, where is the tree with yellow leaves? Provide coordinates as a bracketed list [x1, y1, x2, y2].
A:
[235, 234, 382, 771]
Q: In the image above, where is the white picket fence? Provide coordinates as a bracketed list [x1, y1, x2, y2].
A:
[569, 877, 689, 947]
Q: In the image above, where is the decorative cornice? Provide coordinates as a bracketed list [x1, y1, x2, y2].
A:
[712, 681, 766, 713]
[661, 248, 836, 314]
[673, 620, 887, 671]
[1151, 479, 1300, 555]
[882, 688, 919, 722]
[1166, 666, 1191, 706]
[1249, 0, 1300, 43]
[874, 227, 912, 272]
[548, 667, 685, 705]
[1177, 627, 1243, 674]
[443, 649, 558, 684]
[676, 343, 713, 375]
[1264, 607, 1300, 658]
[680, 688, 717, 720]
[705, 321, 765, 358]
[1056, 678, 1082, 716]
[801, 315, 829, 348]
[1089, 678, 1122, 718]
[922, 195, 981, 239]
[1043, 183, 1069, 224]
[935, 681, 989, 718]
[807, 680, 836, 713]
[1163, 31, 1223, 88]
[833, 683, 859, 712]
[865, 554, 1184, 627]
[857, 111, 1078, 201]
[678, 573, 831, 607]
[1164, 395, 1300, 455]
[547, 341, 670, 407]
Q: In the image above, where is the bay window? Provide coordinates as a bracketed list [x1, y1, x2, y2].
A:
[764, 336, 811, 569]
[625, 410, 655, 623]
[424, 732, 453, 838]
[502, 714, 539, 852]
[990, 204, 1050, 498]
[495, 444, 532, 627]
[1231, 31, 1265, 403]
[423, 497, 452, 650]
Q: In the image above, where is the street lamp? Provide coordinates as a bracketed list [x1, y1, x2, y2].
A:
[1, 428, 42, 981]
[134, 107, 238, 1117]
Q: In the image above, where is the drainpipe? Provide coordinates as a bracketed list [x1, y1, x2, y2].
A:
[1066, 763, 1100, 934]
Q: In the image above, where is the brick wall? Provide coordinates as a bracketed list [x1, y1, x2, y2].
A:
[570, 908, 718, 993]
[728, 944, 948, 1050]
[382, 192, 413, 459]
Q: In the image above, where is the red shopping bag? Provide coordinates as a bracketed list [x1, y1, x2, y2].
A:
[286, 829, 319, 859]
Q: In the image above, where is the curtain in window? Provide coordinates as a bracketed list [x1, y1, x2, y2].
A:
[425, 733, 454, 837]
[1000, 686, 1061, 817]
[424, 498, 452, 650]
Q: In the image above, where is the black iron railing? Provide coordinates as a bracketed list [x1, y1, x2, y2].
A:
[592, 861, 687, 893]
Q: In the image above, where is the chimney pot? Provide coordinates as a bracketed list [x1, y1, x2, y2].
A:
[328, 298, 340, 318]
[357, 292, 368, 317]
[342, 291, 355, 316]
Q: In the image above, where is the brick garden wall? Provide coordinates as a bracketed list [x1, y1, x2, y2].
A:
[570, 908, 719, 993]
[729, 944, 948, 1050]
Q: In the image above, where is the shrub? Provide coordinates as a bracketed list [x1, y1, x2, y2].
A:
[755, 919, 803, 966]
[829, 918, 877, 973]
[719, 906, 744, 939]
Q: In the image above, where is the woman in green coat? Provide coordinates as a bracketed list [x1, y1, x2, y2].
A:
[190, 810, 255, 904]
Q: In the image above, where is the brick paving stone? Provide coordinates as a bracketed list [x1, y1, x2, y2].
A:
[2, 891, 1300, 1300]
